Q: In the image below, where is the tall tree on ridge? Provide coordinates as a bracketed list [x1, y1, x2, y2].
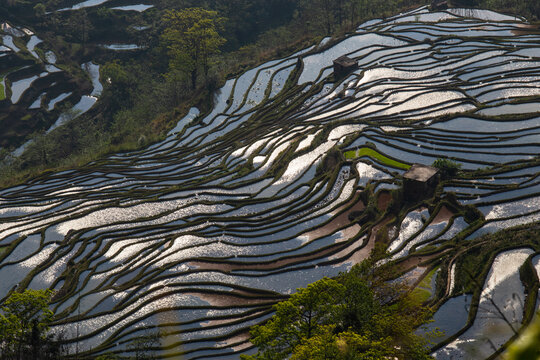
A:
[161, 8, 226, 89]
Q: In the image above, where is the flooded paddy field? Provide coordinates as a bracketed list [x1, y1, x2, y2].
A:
[0, 23, 100, 151]
[1, 6, 540, 359]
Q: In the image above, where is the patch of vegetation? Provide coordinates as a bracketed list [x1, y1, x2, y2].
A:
[0, 288, 160, 359]
[452, 223, 540, 295]
[0, 79, 5, 101]
[0, 289, 65, 359]
[505, 313, 540, 360]
[455, 0, 540, 21]
[0, 0, 436, 189]
[411, 267, 439, 304]
[411, 286, 433, 305]
[432, 158, 461, 179]
[161, 8, 226, 90]
[345, 147, 411, 170]
[242, 258, 436, 360]
[1, 0, 535, 189]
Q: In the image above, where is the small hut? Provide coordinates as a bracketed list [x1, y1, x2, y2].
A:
[403, 164, 439, 201]
[333, 55, 357, 78]
[430, 0, 448, 10]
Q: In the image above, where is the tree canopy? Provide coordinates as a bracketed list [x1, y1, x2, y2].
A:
[0, 289, 63, 360]
[432, 158, 461, 178]
[161, 8, 226, 89]
[242, 260, 436, 360]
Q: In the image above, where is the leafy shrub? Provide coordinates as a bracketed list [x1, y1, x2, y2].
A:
[242, 259, 435, 360]
[432, 158, 461, 178]
[463, 205, 483, 223]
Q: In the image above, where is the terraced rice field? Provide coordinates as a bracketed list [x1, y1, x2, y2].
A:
[0, 6, 540, 359]
[57, 0, 153, 12]
[0, 23, 99, 151]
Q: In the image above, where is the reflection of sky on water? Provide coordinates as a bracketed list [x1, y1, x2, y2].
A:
[1, 6, 540, 358]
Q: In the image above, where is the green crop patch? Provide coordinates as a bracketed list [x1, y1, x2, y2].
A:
[345, 147, 411, 170]
[0, 79, 5, 101]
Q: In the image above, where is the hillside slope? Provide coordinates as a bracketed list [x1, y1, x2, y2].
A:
[0, 5, 539, 359]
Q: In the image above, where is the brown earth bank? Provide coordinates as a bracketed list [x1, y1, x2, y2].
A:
[377, 191, 392, 212]
[512, 23, 540, 35]
[188, 193, 367, 273]
[433, 205, 455, 224]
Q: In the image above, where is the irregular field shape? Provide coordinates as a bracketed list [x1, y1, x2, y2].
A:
[1, 7, 540, 359]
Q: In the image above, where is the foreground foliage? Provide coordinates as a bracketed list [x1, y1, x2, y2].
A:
[0, 289, 160, 359]
[0, 289, 63, 360]
[505, 312, 540, 360]
[242, 259, 435, 360]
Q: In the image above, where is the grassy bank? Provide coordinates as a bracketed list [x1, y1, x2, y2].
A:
[345, 147, 411, 170]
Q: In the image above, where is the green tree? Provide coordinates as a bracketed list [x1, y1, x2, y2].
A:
[33, 3, 46, 17]
[432, 158, 461, 178]
[291, 327, 395, 360]
[0, 289, 57, 360]
[289, 325, 341, 360]
[161, 8, 226, 89]
[335, 266, 378, 333]
[101, 60, 136, 110]
[242, 260, 435, 360]
[244, 278, 345, 360]
[298, 0, 335, 35]
[505, 312, 540, 360]
[65, 10, 93, 47]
